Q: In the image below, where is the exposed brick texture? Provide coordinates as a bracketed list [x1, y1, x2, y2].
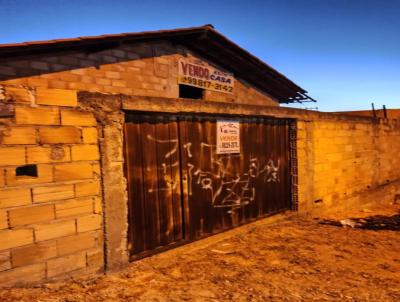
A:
[1, 127, 37, 145]
[0, 86, 103, 286]
[34, 219, 77, 242]
[0, 172, 4, 188]
[82, 127, 98, 144]
[296, 119, 400, 213]
[0, 147, 26, 166]
[0, 251, 11, 272]
[74, 181, 100, 197]
[0, 41, 278, 106]
[46, 252, 87, 278]
[0, 263, 46, 287]
[8, 204, 55, 227]
[61, 110, 97, 126]
[32, 184, 74, 203]
[55, 197, 94, 218]
[6, 164, 53, 186]
[0, 229, 34, 250]
[0, 188, 31, 209]
[36, 88, 77, 107]
[11, 241, 57, 267]
[27, 146, 71, 164]
[56, 233, 96, 256]
[76, 214, 102, 233]
[38, 127, 81, 144]
[15, 107, 60, 125]
[0, 210, 7, 230]
[54, 162, 94, 181]
[71, 145, 99, 161]
[2, 87, 31, 103]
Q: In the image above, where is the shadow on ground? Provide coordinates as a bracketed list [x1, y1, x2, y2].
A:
[318, 213, 400, 231]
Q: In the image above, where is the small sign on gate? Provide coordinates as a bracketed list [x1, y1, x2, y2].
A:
[216, 121, 240, 154]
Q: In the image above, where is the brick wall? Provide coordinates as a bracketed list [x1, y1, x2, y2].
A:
[0, 86, 103, 286]
[297, 118, 400, 213]
[335, 109, 400, 120]
[121, 95, 400, 214]
[2, 86, 399, 286]
[0, 41, 278, 106]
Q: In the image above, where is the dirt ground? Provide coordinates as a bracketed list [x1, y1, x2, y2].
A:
[1, 205, 399, 302]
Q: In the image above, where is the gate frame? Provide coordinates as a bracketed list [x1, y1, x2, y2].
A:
[289, 121, 299, 211]
[77, 92, 300, 270]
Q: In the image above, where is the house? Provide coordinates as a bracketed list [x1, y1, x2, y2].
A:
[0, 25, 399, 286]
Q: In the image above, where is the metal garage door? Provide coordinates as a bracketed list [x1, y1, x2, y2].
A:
[124, 113, 294, 258]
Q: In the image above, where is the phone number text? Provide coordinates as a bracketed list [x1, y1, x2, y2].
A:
[179, 76, 233, 93]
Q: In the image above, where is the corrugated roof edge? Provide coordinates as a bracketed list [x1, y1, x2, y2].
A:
[0, 25, 214, 50]
[0, 24, 314, 103]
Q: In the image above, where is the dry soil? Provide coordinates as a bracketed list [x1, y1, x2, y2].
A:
[0, 206, 399, 302]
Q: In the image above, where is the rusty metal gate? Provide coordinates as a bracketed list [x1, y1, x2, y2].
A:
[124, 113, 295, 257]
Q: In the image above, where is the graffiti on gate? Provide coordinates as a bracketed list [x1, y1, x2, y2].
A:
[185, 142, 280, 213]
[146, 135, 179, 193]
[146, 135, 281, 213]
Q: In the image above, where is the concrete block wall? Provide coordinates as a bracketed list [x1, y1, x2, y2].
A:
[1, 86, 399, 286]
[0, 41, 278, 107]
[297, 118, 400, 213]
[0, 86, 103, 286]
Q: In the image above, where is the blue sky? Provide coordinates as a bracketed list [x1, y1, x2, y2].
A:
[1, 0, 399, 111]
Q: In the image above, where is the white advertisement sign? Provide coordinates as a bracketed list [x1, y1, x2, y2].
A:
[216, 121, 240, 154]
[178, 58, 234, 94]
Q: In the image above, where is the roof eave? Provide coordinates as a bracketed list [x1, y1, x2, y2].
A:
[0, 25, 313, 103]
